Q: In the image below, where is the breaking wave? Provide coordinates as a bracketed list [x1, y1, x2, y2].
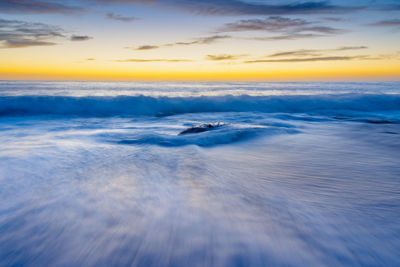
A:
[1, 94, 399, 118]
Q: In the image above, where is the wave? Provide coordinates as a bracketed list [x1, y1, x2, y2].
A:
[0, 94, 399, 118]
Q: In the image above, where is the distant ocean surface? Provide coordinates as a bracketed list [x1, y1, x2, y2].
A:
[0, 81, 399, 266]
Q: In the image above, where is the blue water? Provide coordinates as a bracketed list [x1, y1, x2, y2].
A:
[0, 81, 399, 266]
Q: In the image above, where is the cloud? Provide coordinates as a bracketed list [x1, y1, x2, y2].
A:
[206, 54, 245, 60]
[0, 18, 92, 48]
[298, 26, 342, 34]
[268, 49, 323, 58]
[220, 16, 309, 32]
[106, 13, 140, 22]
[251, 33, 324, 41]
[218, 16, 344, 40]
[84, 0, 361, 16]
[136, 45, 159, 50]
[91, 0, 155, 4]
[1, 39, 56, 48]
[70, 35, 92, 41]
[336, 46, 368, 51]
[245, 55, 370, 63]
[0, 0, 84, 14]
[115, 58, 192, 62]
[0, 18, 64, 48]
[86, 58, 96, 60]
[132, 35, 231, 51]
[376, 3, 400, 11]
[165, 35, 231, 46]
[268, 46, 368, 57]
[323, 17, 344, 22]
[153, 0, 361, 16]
[369, 19, 400, 27]
[0, 0, 363, 17]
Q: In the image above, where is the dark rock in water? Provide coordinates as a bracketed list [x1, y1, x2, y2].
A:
[179, 122, 225, 135]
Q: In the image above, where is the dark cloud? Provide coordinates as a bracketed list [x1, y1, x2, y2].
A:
[106, 13, 140, 22]
[206, 54, 245, 61]
[70, 35, 92, 41]
[389, 5, 400, 10]
[0, 18, 64, 48]
[0, 18, 92, 48]
[156, 0, 361, 16]
[0, 0, 84, 14]
[220, 17, 309, 32]
[369, 19, 400, 27]
[220, 16, 342, 33]
[0, 0, 366, 17]
[115, 58, 192, 62]
[91, 0, 155, 4]
[136, 45, 159, 50]
[87, 0, 362, 16]
[220, 16, 344, 40]
[245, 55, 370, 63]
[376, 3, 400, 11]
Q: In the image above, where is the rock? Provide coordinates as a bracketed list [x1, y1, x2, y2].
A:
[179, 122, 225, 135]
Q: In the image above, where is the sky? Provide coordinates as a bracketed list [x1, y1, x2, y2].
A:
[0, 0, 400, 81]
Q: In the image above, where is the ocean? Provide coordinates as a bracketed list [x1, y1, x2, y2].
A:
[0, 81, 399, 266]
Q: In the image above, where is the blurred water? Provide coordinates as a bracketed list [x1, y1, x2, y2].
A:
[0, 81, 399, 266]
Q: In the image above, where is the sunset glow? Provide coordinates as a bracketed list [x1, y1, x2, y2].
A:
[1, 0, 400, 81]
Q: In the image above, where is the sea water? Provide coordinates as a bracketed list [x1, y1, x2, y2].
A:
[0, 81, 399, 266]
